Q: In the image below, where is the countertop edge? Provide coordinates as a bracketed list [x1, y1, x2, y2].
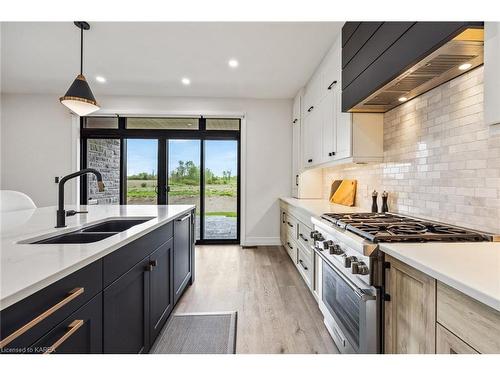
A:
[0, 205, 195, 310]
[379, 244, 500, 312]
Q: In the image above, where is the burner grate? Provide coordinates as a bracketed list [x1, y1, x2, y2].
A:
[320, 212, 490, 243]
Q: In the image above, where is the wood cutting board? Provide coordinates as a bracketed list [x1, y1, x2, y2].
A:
[329, 179, 357, 206]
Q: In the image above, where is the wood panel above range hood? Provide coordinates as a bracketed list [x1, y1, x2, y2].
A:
[342, 22, 484, 113]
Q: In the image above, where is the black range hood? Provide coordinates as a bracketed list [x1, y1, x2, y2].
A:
[342, 22, 484, 113]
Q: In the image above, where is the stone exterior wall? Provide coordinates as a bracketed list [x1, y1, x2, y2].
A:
[322, 66, 500, 234]
[87, 139, 120, 204]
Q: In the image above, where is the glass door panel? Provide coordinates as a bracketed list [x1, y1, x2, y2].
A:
[126, 139, 158, 205]
[203, 140, 238, 240]
[168, 139, 201, 240]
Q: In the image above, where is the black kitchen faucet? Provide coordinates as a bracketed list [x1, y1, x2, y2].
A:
[56, 168, 104, 228]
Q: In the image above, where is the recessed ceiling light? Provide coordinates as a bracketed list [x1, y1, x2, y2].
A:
[181, 77, 191, 85]
[398, 96, 408, 102]
[228, 59, 239, 68]
[458, 63, 472, 71]
[96, 76, 106, 83]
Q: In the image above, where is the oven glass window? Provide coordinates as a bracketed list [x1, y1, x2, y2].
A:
[322, 262, 360, 349]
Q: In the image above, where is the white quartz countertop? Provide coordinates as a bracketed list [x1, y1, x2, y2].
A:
[280, 197, 500, 312]
[279, 197, 366, 217]
[380, 242, 500, 312]
[0, 204, 195, 310]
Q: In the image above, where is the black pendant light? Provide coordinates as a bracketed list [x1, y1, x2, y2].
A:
[60, 21, 100, 116]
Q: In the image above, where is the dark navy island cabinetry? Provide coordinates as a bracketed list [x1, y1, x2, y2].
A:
[0, 209, 195, 354]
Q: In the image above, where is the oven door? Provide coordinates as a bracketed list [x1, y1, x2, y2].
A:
[320, 259, 380, 354]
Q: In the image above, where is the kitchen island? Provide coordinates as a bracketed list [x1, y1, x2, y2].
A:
[0, 204, 195, 353]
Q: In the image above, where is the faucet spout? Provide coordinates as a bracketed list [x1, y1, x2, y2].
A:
[56, 168, 105, 228]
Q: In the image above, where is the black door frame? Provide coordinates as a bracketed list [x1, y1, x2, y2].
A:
[80, 116, 241, 245]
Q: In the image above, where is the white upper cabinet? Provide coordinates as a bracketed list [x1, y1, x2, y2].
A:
[484, 22, 500, 127]
[294, 32, 383, 172]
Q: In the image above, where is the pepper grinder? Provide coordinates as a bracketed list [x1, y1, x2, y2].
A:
[381, 191, 389, 213]
[371, 190, 378, 213]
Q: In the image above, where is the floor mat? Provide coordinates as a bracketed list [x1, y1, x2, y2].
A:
[150, 312, 237, 354]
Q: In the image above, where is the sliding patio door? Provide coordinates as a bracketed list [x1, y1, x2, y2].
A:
[167, 139, 201, 240]
[81, 116, 240, 244]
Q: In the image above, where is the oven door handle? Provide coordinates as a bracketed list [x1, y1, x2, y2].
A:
[316, 248, 376, 301]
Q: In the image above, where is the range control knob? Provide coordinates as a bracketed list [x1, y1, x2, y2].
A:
[310, 231, 318, 240]
[351, 261, 370, 275]
[343, 256, 358, 268]
[316, 233, 325, 242]
[329, 244, 344, 255]
[322, 240, 333, 249]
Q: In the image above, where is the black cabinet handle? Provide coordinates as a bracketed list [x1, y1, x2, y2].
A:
[299, 233, 308, 242]
[327, 80, 338, 90]
[287, 221, 293, 228]
[292, 118, 298, 124]
[299, 259, 308, 271]
[287, 242, 293, 250]
[307, 106, 314, 112]
[307, 159, 313, 163]
[295, 174, 299, 186]
[282, 212, 286, 224]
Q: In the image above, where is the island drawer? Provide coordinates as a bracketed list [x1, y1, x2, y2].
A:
[30, 293, 103, 354]
[436, 281, 500, 354]
[103, 221, 173, 287]
[0, 260, 102, 352]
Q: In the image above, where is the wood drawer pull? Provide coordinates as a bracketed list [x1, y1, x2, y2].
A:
[0, 287, 85, 349]
[43, 320, 84, 354]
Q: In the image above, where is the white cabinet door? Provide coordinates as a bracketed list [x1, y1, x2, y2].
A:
[321, 91, 336, 164]
[302, 105, 322, 168]
[322, 37, 341, 94]
[303, 73, 322, 115]
[485, 22, 500, 127]
[302, 111, 314, 168]
[334, 86, 352, 160]
[292, 93, 301, 124]
[291, 118, 300, 197]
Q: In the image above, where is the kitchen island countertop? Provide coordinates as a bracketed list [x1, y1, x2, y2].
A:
[0, 204, 194, 310]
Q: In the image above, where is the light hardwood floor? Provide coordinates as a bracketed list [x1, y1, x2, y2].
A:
[174, 245, 338, 354]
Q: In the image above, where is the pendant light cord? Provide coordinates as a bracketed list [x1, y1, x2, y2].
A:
[80, 26, 83, 75]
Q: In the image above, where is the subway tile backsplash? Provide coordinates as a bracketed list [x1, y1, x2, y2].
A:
[323, 66, 500, 234]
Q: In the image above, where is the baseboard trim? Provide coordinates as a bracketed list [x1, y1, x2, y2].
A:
[242, 236, 281, 247]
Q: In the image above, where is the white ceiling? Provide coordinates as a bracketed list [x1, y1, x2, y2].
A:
[1, 22, 342, 99]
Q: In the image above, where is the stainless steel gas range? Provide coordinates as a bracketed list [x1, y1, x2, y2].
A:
[311, 212, 496, 354]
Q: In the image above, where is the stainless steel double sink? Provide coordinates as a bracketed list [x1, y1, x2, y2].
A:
[31, 218, 154, 244]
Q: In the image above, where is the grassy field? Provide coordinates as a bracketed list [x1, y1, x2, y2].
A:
[126, 179, 237, 217]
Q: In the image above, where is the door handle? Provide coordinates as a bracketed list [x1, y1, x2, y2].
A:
[299, 259, 308, 271]
[177, 213, 191, 222]
[307, 106, 314, 112]
[0, 288, 84, 349]
[43, 320, 84, 354]
[327, 80, 338, 90]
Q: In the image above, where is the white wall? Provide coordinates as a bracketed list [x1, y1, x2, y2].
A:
[0, 94, 78, 207]
[0, 93, 292, 245]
